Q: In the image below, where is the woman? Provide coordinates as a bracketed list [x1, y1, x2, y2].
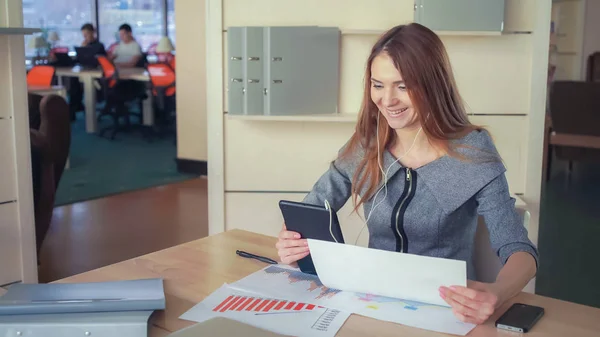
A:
[275, 23, 538, 325]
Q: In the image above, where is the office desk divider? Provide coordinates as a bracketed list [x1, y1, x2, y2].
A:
[0, 278, 165, 337]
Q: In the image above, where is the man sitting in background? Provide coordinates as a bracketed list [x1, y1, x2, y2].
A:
[81, 23, 106, 54]
[68, 23, 106, 120]
[110, 23, 143, 68]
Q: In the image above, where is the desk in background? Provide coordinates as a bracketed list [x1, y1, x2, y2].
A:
[54, 229, 600, 337]
[54, 66, 153, 134]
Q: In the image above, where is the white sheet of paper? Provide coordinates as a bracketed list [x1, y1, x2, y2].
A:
[307, 239, 466, 307]
[179, 284, 350, 337]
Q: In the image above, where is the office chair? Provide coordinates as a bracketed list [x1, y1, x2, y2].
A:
[27, 65, 56, 87]
[146, 62, 176, 140]
[96, 55, 146, 140]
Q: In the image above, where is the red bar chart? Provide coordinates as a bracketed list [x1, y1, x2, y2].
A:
[213, 295, 318, 314]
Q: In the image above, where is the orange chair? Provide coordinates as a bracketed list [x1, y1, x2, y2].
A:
[27, 65, 55, 87]
[147, 63, 176, 97]
[96, 55, 118, 90]
[96, 55, 146, 140]
[147, 63, 176, 138]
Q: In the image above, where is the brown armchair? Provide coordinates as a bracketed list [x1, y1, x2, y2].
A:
[28, 93, 71, 257]
[546, 81, 600, 180]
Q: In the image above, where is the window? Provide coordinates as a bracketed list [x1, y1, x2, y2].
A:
[22, 0, 94, 57]
[167, 0, 175, 46]
[22, 0, 174, 56]
[98, 0, 165, 52]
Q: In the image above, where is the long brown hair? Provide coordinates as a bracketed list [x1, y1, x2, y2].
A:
[341, 23, 482, 210]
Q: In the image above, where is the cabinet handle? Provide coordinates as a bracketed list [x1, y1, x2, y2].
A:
[248, 57, 260, 61]
[272, 57, 283, 62]
[273, 80, 283, 84]
[230, 56, 242, 61]
[248, 79, 260, 83]
[231, 78, 243, 82]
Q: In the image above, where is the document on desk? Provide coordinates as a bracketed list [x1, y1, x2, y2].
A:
[0, 278, 165, 315]
[228, 248, 475, 335]
[307, 239, 467, 307]
[180, 284, 350, 337]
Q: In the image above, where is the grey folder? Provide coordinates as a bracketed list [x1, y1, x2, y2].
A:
[0, 310, 154, 337]
[0, 278, 165, 315]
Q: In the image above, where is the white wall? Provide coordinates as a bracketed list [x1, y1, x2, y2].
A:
[551, 0, 600, 80]
[582, 0, 600, 78]
[175, 0, 207, 162]
[552, 0, 586, 80]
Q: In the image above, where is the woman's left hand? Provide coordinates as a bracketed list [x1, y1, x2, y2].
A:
[439, 281, 503, 325]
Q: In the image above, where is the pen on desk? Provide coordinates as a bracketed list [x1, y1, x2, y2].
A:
[236, 250, 278, 265]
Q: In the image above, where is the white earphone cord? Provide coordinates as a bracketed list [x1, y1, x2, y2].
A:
[324, 199, 338, 243]
[354, 112, 422, 245]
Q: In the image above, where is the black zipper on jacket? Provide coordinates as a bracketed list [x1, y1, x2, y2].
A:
[391, 168, 417, 253]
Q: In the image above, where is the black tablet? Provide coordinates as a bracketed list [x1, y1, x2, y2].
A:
[278, 200, 345, 275]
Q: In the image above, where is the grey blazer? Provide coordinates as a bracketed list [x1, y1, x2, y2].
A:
[303, 130, 539, 280]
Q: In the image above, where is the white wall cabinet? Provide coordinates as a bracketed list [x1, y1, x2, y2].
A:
[227, 26, 340, 116]
[415, 0, 505, 33]
[0, 203, 21, 286]
[225, 116, 527, 194]
[0, 0, 39, 286]
[0, 120, 18, 204]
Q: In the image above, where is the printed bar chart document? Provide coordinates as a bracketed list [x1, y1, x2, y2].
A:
[307, 239, 467, 307]
[180, 284, 350, 337]
[228, 264, 476, 335]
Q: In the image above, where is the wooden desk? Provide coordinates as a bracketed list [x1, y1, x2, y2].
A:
[543, 114, 600, 181]
[54, 229, 600, 337]
[550, 133, 600, 150]
[54, 66, 152, 133]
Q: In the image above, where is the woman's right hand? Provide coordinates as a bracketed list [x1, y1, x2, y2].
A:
[275, 224, 310, 265]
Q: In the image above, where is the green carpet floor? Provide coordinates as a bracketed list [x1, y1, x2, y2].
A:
[55, 112, 199, 206]
[536, 158, 600, 309]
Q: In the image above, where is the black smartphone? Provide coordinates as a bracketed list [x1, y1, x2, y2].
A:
[278, 200, 345, 275]
[495, 303, 544, 333]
